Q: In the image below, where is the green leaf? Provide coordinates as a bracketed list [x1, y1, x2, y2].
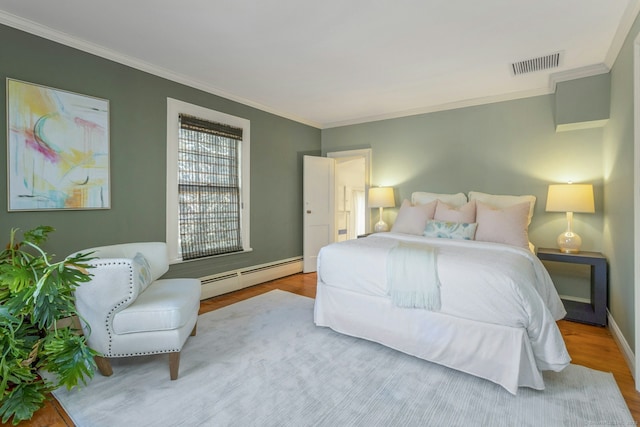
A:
[0, 264, 36, 294]
[23, 226, 54, 247]
[0, 381, 50, 425]
[0, 361, 39, 394]
[40, 331, 97, 389]
[0, 306, 19, 325]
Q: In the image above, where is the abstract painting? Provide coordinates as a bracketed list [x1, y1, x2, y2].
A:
[7, 79, 110, 211]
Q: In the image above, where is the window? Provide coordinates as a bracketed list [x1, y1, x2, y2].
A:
[167, 98, 251, 263]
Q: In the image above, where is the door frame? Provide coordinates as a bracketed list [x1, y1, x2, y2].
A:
[634, 31, 640, 387]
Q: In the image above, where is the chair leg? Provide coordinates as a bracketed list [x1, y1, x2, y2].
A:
[191, 322, 197, 337]
[169, 352, 180, 380]
[94, 356, 113, 377]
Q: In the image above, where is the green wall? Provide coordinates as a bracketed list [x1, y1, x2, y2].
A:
[322, 95, 605, 251]
[604, 13, 640, 351]
[0, 24, 321, 278]
[555, 73, 611, 129]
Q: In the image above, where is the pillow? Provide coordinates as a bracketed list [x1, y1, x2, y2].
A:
[433, 199, 476, 223]
[391, 199, 437, 235]
[474, 201, 530, 249]
[132, 252, 153, 292]
[424, 220, 477, 240]
[411, 191, 467, 208]
[468, 191, 536, 226]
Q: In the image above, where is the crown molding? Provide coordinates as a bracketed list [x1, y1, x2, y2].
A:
[322, 87, 553, 129]
[0, 11, 322, 129]
[605, 0, 640, 68]
[548, 63, 611, 93]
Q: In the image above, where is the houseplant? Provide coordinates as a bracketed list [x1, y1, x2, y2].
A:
[0, 226, 97, 425]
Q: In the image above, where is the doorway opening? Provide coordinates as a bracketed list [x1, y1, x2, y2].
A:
[328, 149, 372, 241]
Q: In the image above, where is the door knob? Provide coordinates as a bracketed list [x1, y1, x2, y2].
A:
[306, 210, 312, 214]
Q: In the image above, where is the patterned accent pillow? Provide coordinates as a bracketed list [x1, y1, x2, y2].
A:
[132, 252, 153, 291]
[424, 220, 478, 240]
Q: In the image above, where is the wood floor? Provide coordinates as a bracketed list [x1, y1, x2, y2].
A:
[12, 272, 639, 426]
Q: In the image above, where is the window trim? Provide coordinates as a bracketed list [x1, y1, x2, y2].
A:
[166, 98, 251, 264]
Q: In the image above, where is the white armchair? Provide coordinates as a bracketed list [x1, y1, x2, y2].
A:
[74, 242, 201, 380]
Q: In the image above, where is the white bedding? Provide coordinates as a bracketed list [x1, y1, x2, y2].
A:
[314, 232, 571, 393]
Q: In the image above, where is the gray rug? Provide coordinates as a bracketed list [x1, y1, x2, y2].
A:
[52, 290, 634, 426]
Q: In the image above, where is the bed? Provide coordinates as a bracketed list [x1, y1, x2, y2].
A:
[313, 191, 571, 395]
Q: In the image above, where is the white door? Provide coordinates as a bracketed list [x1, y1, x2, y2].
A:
[303, 155, 335, 273]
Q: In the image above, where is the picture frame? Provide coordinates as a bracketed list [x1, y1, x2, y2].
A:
[6, 78, 110, 211]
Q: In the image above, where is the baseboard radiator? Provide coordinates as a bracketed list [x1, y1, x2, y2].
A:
[199, 256, 303, 300]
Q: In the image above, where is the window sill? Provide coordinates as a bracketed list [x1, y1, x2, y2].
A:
[169, 247, 253, 265]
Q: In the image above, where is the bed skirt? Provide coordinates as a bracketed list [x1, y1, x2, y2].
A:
[314, 280, 546, 395]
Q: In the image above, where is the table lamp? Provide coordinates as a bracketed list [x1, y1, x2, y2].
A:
[368, 187, 395, 232]
[545, 183, 595, 253]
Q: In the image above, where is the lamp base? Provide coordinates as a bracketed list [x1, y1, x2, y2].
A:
[374, 220, 389, 233]
[557, 231, 582, 254]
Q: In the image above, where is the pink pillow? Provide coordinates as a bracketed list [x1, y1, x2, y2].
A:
[434, 200, 476, 223]
[475, 201, 530, 248]
[391, 199, 437, 235]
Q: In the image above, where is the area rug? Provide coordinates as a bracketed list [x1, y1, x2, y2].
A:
[52, 290, 634, 427]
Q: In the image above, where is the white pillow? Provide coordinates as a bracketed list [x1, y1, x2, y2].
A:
[391, 199, 437, 235]
[474, 201, 530, 249]
[433, 200, 476, 223]
[468, 191, 536, 226]
[411, 191, 467, 208]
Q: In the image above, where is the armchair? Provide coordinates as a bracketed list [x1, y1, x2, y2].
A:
[73, 242, 201, 380]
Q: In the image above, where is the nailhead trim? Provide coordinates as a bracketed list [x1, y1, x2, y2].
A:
[112, 348, 182, 357]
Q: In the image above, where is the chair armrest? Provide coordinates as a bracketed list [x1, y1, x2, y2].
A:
[74, 259, 140, 354]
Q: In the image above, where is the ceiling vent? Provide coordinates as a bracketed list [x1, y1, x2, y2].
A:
[511, 52, 561, 76]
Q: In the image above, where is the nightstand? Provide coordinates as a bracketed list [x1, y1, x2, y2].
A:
[536, 248, 607, 326]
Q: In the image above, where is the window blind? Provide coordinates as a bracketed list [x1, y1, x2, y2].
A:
[178, 114, 243, 260]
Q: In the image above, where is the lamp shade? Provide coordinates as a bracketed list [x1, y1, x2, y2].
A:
[368, 187, 395, 208]
[545, 184, 595, 213]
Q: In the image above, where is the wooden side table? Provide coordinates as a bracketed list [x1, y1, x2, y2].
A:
[536, 248, 607, 326]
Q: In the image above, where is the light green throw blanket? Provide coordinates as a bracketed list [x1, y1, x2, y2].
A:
[387, 242, 441, 310]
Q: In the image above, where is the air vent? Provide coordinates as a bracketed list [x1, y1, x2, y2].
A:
[511, 52, 561, 76]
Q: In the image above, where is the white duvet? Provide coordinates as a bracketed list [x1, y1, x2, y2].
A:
[317, 232, 570, 372]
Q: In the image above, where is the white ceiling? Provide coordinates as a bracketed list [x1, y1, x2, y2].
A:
[1, 1, 639, 128]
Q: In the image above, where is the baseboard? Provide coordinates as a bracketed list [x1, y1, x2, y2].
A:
[199, 257, 303, 300]
[608, 309, 636, 381]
